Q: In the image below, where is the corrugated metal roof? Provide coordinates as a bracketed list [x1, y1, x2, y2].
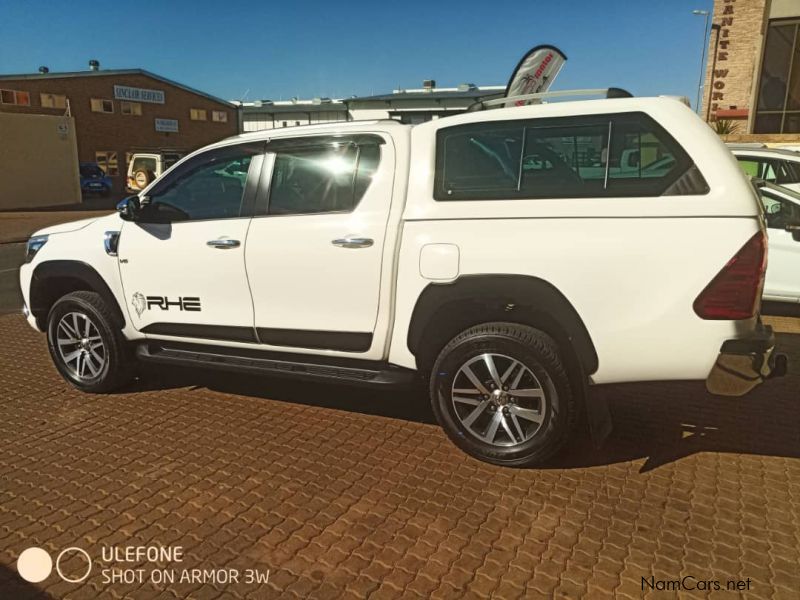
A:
[0, 68, 234, 107]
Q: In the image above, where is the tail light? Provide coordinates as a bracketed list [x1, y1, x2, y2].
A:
[693, 231, 767, 320]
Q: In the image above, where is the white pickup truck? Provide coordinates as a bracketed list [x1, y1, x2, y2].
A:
[19, 93, 786, 466]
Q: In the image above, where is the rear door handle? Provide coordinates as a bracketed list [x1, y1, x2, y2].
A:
[332, 236, 373, 249]
[207, 238, 241, 249]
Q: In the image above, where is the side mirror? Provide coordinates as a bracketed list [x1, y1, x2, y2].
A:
[116, 196, 140, 221]
[786, 224, 800, 242]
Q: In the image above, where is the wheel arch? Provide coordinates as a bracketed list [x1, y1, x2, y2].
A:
[407, 275, 598, 376]
[30, 260, 126, 330]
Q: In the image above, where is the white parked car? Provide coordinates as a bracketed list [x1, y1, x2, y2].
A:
[19, 93, 786, 466]
[730, 145, 800, 193]
[756, 181, 800, 303]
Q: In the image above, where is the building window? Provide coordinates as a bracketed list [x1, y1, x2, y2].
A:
[40, 93, 67, 109]
[0, 89, 30, 106]
[91, 98, 114, 113]
[121, 101, 142, 116]
[190, 108, 207, 121]
[755, 20, 800, 133]
[212, 110, 228, 123]
[95, 151, 119, 176]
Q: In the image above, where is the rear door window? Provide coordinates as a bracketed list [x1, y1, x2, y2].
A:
[266, 138, 381, 215]
[737, 159, 762, 179]
[776, 160, 800, 185]
[736, 156, 787, 183]
[131, 156, 157, 175]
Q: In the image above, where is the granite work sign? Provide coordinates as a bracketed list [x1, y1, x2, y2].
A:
[710, 0, 735, 115]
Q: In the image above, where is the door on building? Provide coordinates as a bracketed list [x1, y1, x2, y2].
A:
[117, 141, 265, 342]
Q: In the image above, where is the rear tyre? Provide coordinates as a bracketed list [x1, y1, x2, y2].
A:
[46, 291, 135, 393]
[429, 322, 577, 467]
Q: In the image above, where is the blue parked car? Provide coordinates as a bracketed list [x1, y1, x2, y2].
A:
[79, 162, 112, 196]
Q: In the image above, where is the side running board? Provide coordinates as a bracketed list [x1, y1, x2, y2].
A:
[135, 342, 418, 388]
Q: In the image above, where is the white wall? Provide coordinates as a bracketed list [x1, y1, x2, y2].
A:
[771, 0, 800, 19]
[348, 108, 394, 121]
[0, 113, 81, 209]
[242, 111, 347, 131]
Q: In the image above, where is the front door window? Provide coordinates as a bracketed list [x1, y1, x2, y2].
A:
[143, 151, 256, 222]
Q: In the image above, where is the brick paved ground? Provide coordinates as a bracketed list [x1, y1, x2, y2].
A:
[0, 314, 798, 599]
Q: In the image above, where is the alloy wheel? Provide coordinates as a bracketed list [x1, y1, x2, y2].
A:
[55, 312, 106, 381]
[450, 353, 550, 447]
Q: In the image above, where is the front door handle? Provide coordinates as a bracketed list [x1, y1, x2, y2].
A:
[332, 236, 374, 249]
[207, 239, 241, 249]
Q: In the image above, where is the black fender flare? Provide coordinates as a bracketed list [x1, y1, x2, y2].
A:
[30, 260, 127, 330]
[407, 274, 599, 375]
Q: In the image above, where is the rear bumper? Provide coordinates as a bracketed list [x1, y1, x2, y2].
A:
[706, 323, 787, 396]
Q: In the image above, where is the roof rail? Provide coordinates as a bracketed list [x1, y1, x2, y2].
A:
[725, 142, 767, 149]
[467, 87, 633, 112]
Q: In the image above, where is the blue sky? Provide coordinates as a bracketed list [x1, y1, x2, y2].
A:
[1, 0, 714, 107]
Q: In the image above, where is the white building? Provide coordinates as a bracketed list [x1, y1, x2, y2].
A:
[236, 81, 504, 132]
[235, 97, 348, 132]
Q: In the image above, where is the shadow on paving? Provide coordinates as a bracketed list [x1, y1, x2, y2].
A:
[119, 333, 800, 474]
[0, 563, 54, 600]
[129, 362, 437, 425]
[552, 331, 800, 472]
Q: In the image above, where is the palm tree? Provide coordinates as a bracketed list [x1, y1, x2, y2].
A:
[713, 119, 739, 135]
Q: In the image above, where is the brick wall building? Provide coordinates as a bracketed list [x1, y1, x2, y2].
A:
[0, 67, 239, 195]
[702, 0, 800, 140]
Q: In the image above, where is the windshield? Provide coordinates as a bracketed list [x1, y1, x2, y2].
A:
[132, 156, 158, 174]
[163, 154, 182, 169]
[80, 164, 105, 177]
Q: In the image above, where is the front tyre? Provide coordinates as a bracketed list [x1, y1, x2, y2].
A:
[46, 291, 135, 393]
[430, 322, 577, 467]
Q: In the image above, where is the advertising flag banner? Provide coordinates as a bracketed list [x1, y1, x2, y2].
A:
[505, 45, 567, 105]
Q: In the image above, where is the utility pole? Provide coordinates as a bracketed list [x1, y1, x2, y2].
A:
[693, 9, 712, 115]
